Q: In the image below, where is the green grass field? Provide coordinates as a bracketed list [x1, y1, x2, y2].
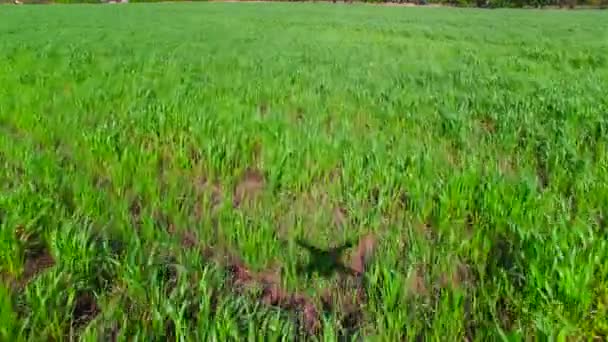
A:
[1, 3, 608, 340]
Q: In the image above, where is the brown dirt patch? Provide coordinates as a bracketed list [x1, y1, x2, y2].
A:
[407, 266, 429, 297]
[157, 225, 378, 337]
[209, 182, 224, 209]
[153, 210, 173, 233]
[226, 234, 377, 335]
[333, 205, 348, 228]
[13, 226, 56, 287]
[320, 274, 368, 334]
[233, 168, 265, 208]
[350, 233, 377, 276]
[438, 262, 474, 291]
[179, 230, 200, 249]
[162, 216, 201, 250]
[227, 258, 321, 334]
[22, 250, 55, 283]
[71, 290, 100, 329]
[193, 176, 224, 216]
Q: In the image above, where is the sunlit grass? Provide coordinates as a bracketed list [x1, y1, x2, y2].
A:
[1, 3, 608, 340]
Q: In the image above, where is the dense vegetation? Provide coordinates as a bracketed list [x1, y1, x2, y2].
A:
[3, 0, 608, 9]
[1, 3, 608, 341]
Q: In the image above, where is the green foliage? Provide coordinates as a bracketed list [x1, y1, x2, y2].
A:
[2, 0, 607, 7]
[1, 2, 608, 340]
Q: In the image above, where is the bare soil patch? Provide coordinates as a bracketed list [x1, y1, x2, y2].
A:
[13, 226, 56, 288]
[233, 168, 265, 208]
[172, 228, 378, 336]
[22, 251, 55, 283]
[71, 290, 100, 329]
[332, 205, 348, 228]
[407, 266, 429, 297]
[350, 233, 377, 276]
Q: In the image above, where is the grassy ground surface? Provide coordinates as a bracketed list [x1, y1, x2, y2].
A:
[1, 3, 608, 340]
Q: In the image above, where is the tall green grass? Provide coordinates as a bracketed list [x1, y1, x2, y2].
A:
[1, 3, 608, 340]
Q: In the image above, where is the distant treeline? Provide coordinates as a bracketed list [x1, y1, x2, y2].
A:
[384, 0, 607, 8]
[4, 0, 608, 8]
[327, 0, 607, 8]
[399, 0, 607, 8]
